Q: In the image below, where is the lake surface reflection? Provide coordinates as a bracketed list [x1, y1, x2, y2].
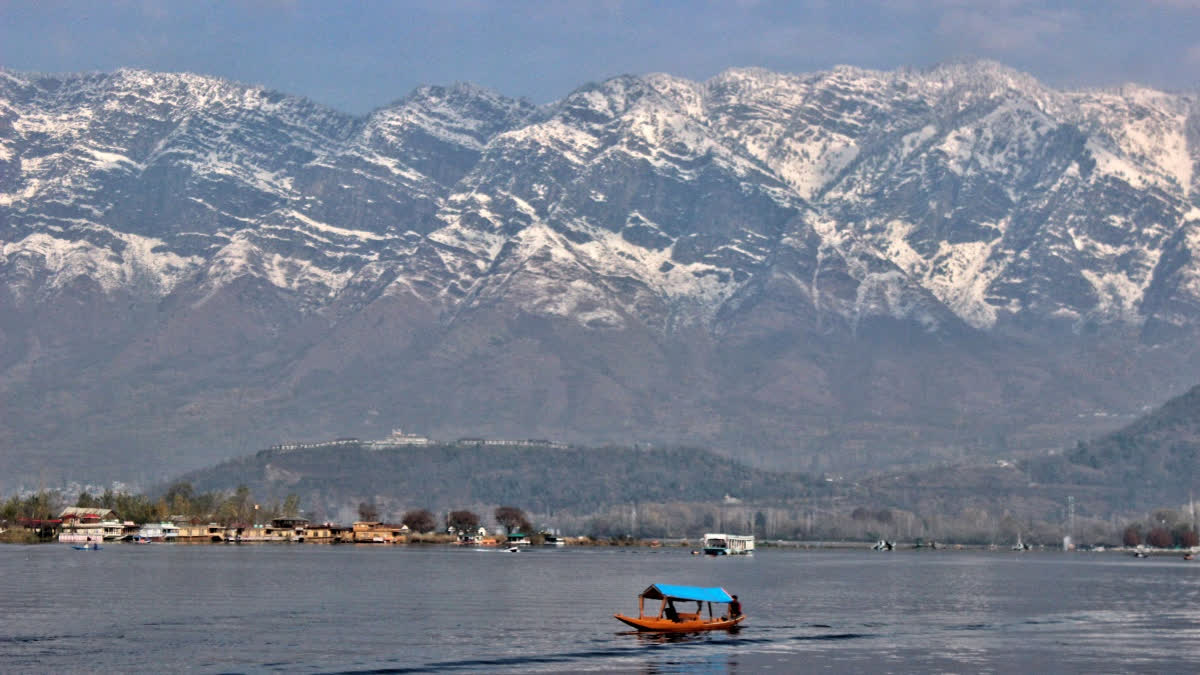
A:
[2, 544, 1199, 673]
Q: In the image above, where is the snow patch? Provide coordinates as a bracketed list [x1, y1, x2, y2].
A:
[1, 229, 202, 296]
[1080, 269, 1144, 322]
[84, 147, 142, 171]
[201, 233, 355, 301]
[285, 210, 385, 241]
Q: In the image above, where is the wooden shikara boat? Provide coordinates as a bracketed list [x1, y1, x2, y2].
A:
[614, 584, 745, 632]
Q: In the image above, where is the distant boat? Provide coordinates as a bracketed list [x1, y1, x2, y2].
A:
[702, 533, 754, 556]
[614, 584, 745, 632]
[71, 543, 101, 550]
[505, 533, 532, 546]
[873, 540, 894, 551]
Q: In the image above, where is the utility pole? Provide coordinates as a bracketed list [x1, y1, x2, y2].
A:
[1064, 495, 1075, 551]
[1190, 490, 1196, 533]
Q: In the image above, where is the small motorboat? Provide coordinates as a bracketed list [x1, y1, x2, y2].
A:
[505, 546, 520, 553]
[71, 543, 101, 550]
[614, 584, 745, 632]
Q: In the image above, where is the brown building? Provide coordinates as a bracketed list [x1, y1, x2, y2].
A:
[350, 521, 406, 543]
[175, 522, 227, 542]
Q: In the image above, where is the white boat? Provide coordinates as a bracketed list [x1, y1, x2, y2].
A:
[702, 533, 755, 556]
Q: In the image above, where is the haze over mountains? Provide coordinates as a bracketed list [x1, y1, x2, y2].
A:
[2, 62, 1199, 490]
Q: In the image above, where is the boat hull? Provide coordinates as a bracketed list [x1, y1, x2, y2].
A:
[613, 614, 744, 632]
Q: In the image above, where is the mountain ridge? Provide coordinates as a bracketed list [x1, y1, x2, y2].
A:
[2, 61, 1199, 488]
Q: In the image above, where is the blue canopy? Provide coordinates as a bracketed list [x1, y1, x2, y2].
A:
[640, 584, 733, 603]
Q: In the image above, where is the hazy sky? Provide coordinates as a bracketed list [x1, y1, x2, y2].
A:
[2, 0, 1198, 114]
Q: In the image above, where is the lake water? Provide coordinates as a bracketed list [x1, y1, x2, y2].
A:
[2, 544, 1199, 673]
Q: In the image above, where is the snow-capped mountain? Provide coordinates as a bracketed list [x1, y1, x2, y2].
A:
[2, 63, 1198, 488]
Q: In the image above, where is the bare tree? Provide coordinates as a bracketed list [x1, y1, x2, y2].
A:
[447, 510, 480, 533]
[402, 509, 437, 533]
[1147, 527, 1173, 548]
[1172, 523, 1198, 548]
[494, 506, 531, 534]
[358, 501, 379, 522]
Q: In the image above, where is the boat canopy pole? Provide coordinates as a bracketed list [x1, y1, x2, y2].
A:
[638, 595, 644, 618]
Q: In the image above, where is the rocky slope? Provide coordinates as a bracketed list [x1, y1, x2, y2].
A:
[1, 63, 1199, 488]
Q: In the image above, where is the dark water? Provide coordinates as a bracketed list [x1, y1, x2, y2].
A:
[2, 545, 1199, 673]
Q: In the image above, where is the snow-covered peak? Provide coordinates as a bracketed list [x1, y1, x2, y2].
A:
[363, 82, 533, 153]
[917, 60, 1049, 94]
[3, 62, 1200, 338]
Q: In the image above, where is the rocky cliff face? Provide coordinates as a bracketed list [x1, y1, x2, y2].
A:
[2, 63, 1198, 488]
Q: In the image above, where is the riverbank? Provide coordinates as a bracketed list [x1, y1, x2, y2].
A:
[6, 530, 1196, 558]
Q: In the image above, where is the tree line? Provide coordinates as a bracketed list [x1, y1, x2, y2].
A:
[364, 503, 532, 536]
[0, 482, 302, 529]
[10, 478, 1193, 549]
[1120, 507, 1200, 548]
[2, 480, 538, 541]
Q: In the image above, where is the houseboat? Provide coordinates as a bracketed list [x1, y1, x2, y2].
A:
[175, 523, 227, 542]
[57, 507, 125, 543]
[136, 523, 165, 541]
[347, 521, 405, 543]
[702, 533, 755, 555]
[267, 517, 309, 542]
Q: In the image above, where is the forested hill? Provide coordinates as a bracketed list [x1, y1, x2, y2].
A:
[174, 442, 822, 517]
[1029, 384, 1200, 505]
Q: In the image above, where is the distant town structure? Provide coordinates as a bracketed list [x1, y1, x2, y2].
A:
[453, 437, 568, 449]
[270, 437, 362, 453]
[269, 430, 567, 453]
[365, 429, 432, 449]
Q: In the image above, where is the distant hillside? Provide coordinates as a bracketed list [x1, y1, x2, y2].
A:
[1027, 384, 1200, 503]
[173, 442, 823, 519]
[863, 384, 1200, 519]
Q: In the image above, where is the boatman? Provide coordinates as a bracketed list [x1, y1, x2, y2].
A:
[664, 600, 680, 622]
[729, 595, 741, 618]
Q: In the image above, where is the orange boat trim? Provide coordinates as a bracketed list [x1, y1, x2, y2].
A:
[613, 613, 745, 632]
